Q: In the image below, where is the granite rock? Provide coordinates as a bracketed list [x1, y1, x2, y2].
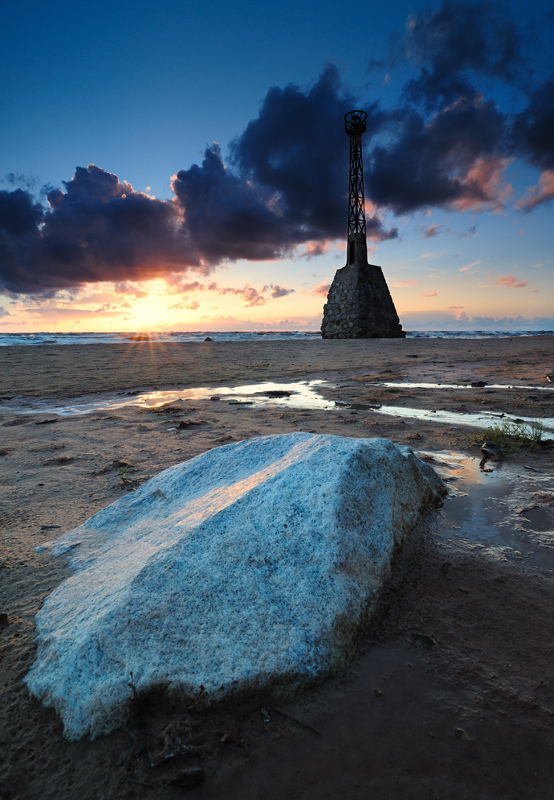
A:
[25, 433, 446, 740]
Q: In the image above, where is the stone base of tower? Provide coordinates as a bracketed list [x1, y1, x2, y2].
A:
[321, 262, 405, 339]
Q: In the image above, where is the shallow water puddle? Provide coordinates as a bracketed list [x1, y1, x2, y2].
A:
[428, 451, 554, 570]
[375, 381, 554, 392]
[371, 405, 554, 439]
[5, 380, 336, 416]
[4, 379, 553, 439]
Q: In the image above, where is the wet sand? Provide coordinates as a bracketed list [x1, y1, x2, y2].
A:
[1, 337, 553, 799]
[0, 335, 553, 399]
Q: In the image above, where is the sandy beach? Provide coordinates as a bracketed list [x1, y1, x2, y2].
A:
[1, 337, 554, 799]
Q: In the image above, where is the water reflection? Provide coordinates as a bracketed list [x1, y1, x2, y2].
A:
[3, 379, 553, 439]
[6, 380, 335, 416]
[375, 382, 554, 391]
[373, 405, 554, 439]
[425, 451, 554, 570]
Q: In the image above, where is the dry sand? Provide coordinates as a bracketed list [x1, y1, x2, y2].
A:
[1, 337, 553, 799]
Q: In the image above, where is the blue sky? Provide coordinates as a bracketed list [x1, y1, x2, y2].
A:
[1, 0, 553, 331]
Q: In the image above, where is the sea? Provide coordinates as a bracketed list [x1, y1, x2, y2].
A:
[1, 330, 553, 346]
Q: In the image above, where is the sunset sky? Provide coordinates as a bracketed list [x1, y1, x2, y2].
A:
[1, 0, 553, 332]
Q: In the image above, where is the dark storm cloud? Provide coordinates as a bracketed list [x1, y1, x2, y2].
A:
[0, 188, 45, 295]
[38, 165, 193, 282]
[365, 96, 507, 214]
[359, 0, 534, 215]
[399, 0, 527, 109]
[0, 165, 200, 294]
[511, 77, 554, 171]
[362, 0, 554, 217]
[171, 143, 290, 264]
[0, 188, 44, 237]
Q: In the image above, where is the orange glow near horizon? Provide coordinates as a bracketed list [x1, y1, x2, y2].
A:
[1, 251, 552, 333]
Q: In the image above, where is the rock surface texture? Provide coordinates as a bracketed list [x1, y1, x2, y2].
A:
[321, 263, 405, 338]
[25, 433, 446, 740]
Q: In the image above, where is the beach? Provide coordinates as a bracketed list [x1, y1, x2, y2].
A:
[1, 336, 554, 799]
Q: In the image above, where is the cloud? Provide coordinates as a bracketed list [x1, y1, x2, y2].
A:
[170, 66, 396, 273]
[93, 303, 117, 314]
[419, 224, 442, 238]
[169, 300, 200, 311]
[516, 170, 554, 211]
[0, 306, 10, 317]
[422, 290, 437, 297]
[263, 284, 295, 299]
[419, 250, 447, 259]
[448, 305, 464, 310]
[365, 96, 508, 214]
[23, 305, 124, 319]
[2, 173, 40, 192]
[298, 241, 332, 259]
[217, 283, 294, 305]
[363, 2, 551, 216]
[392, 280, 420, 288]
[496, 274, 528, 288]
[460, 224, 479, 238]
[402, 312, 554, 331]
[113, 282, 150, 299]
[451, 155, 512, 211]
[167, 314, 323, 332]
[173, 281, 207, 293]
[226, 67, 396, 246]
[0, 167, 194, 295]
[511, 78, 554, 171]
[0, 187, 44, 238]
[311, 282, 331, 297]
[400, 0, 527, 110]
[216, 284, 266, 307]
[168, 279, 295, 307]
[460, 260, 481, 271]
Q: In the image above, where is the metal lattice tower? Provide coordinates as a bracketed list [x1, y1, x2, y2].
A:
[345, 110, 367, 236]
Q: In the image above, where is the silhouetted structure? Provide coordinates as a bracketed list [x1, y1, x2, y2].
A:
[321, 110, 405, 339]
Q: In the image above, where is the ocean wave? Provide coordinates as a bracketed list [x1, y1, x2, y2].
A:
[0, 329, 552, 346]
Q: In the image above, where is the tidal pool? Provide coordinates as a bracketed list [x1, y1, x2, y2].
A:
[428, 451, 554, 571]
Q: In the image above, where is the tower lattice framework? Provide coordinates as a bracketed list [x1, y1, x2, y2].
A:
[345, 110, 367, 238]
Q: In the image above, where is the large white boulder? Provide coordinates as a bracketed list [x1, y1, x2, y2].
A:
[26, 433, 446, 740]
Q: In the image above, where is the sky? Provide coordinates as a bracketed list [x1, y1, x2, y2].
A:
[1, 0, 553, 333]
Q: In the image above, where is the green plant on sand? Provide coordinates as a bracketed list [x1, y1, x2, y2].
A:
[469, 419, 547, 453]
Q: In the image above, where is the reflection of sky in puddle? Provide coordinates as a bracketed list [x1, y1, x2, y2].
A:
[4, 379, 553, 439]
[375, 382, 554, 391]
[9, 380, 336, 416]
[427, 451, 554, 570]
[373, 406, 554, 439]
